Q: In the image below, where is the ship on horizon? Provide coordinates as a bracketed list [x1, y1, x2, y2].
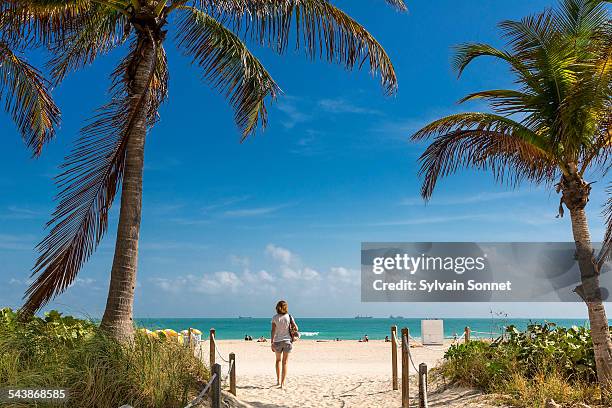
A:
[354, 315, 373, 319]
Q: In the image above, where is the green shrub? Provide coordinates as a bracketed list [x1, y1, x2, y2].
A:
[441, 340, 516, 389]
[0, 308, 208, 408]
[438, 323, 605, 407]
[505, 323, 596, 382]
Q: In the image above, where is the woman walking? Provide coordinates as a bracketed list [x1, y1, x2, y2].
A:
[271, 300, 298, 388]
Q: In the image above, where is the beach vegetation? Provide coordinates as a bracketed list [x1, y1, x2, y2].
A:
[439, 323, 609, 407]
[0, 308, 208, 408]
[412, 0, 612, 392]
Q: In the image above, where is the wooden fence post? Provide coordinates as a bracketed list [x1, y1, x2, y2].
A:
[212, 363, 221, 408]
[391, 325, 398, 391]
[229, 352, 236, 396]
[209, 328, 216, 367]
[188, 328, 193, 350]
[464, 326, 471, 344]
[419, 363, 428, 408]
[401, 327, 409, 408]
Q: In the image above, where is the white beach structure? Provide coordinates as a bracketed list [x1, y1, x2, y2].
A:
[421, 319, 444, 345]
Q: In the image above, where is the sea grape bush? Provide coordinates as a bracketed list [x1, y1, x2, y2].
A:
[443, 323, 608, 386]
[504, 323, 596, 381]
[0, 307, 96, 357]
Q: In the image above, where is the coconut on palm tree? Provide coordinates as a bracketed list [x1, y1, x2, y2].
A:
[0, 1, 60, 156]
[12, 0, 405, 341]
[411, 0, 612, 392]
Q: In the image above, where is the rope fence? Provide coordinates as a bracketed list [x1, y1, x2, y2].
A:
[181, 328, 239, 408]
[184, 372, 218, 408]
[392, 326, 434, 408]
[389, 325, 507, 407]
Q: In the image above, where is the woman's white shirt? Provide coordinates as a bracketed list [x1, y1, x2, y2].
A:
[271, 313, 292, 342]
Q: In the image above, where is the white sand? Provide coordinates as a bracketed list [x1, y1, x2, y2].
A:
[199, 339, 499, 408]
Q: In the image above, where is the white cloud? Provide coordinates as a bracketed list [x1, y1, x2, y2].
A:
[266, 245, 320, 281]
[276, 97, 312, 129]
[8, 277, 34, 285]
[0, 234, 35, 250]
[202, 196, 250, 213]
[302, 267, 321, 281]
[151, 271, 243, 295]
[318, 98, 381, 115]
[69, 277, 100, 290]
[266, 244, 295, 265]
[280, 265, 298, 279]
[401, 191, 527, 206]
[0, 206, 43, 220]
[329, 267, 360, 287]
[224, 205, 285, 218]
[258, 270, 274, 283]
[243, 269, 275, 285]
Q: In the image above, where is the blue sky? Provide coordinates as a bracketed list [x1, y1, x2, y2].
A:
[1, 0, 609, 318]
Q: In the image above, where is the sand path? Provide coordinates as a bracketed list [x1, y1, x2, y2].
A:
[205, 340, 500, 408]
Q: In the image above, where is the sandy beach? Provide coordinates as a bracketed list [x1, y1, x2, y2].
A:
[203, 339, 498, 408]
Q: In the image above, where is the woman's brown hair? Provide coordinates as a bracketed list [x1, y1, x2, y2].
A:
[276, 300, 288, 314]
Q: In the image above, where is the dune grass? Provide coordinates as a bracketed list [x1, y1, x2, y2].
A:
[0, 308, 208, 408]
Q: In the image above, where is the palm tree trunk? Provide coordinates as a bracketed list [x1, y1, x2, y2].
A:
[563, 170, 612, 396]
[100, 33, 156, 342]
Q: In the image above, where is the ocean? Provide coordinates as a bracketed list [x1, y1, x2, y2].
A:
[134, 317, 593, 340]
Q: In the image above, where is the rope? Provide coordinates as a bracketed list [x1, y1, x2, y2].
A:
[393, 332, 436, 373]
[212, 337, 230, 363]
[221, 359, 235, 384]
[407, 349, 419, 373]
[183, 372, 217, 408]
[470, 330, 502, 338]
[399, 333, 419, 373]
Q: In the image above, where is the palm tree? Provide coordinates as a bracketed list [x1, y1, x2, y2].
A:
[0, 1, 60, 156]
[14, 0, 405, 341]
[411, 0, 612, 392]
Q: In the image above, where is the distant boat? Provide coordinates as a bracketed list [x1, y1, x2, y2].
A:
[390, 315, 404, 319]
[355, 315, 373, 319]
[238, 316, 252, 319]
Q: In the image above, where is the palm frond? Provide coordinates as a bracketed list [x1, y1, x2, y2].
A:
[412, 113, 557, 199]
[175, 6, 279, 139]
[214, 0, 399, 95]
[458, 89, 540, 116]
[452, 43, 543, 93]
[597, 182, 612, 267]
[383, 0, 408, 12]
[1, 0, 94, 47]
[0, 41, 60, 156]
[22, 38, 160, 314]
[48, 5, 128, 84]
[556, 0, 608, 38]
[500, 11, 557, 58]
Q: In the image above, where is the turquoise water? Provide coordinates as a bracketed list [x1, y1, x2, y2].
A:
[135, 317, 594, 340]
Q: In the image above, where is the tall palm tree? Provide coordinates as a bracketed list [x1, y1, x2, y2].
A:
[14, 0, 405, 341]
[411, 0, 612, 392]
[0, 1, 60, 156]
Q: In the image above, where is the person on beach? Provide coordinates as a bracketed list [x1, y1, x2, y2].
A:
[271, 300, 298, 388]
